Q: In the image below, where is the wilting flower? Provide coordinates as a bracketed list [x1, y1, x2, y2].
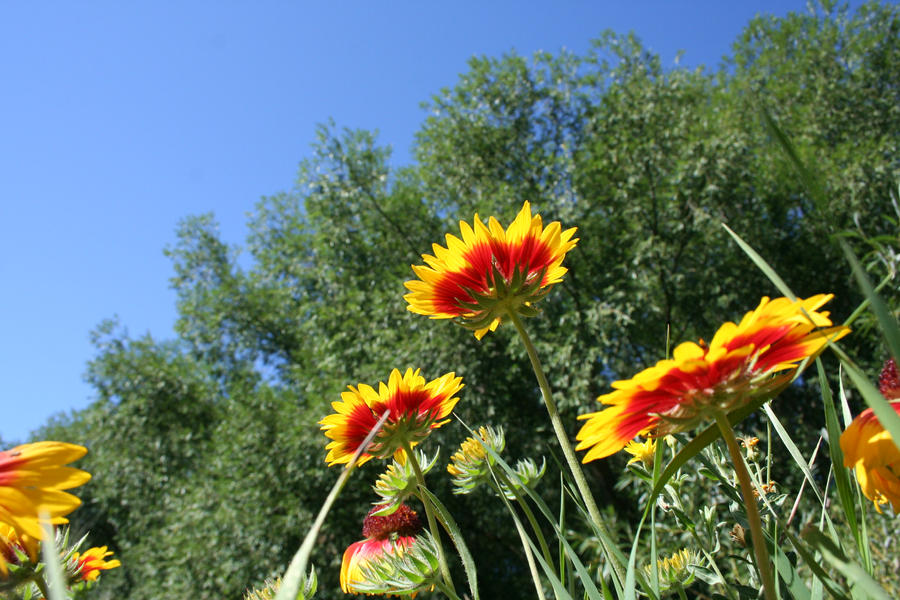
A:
[320, 368, 463, 467]
[840, 399, 900, 513]
[880, 358, 900, 400]
[0, 442, 91, 541]
[341, 504, 429, 595]
[577, 295, 850, 462]
[624, 438, 657, 469]
[404, 201, 578, 339]
[71, 545, 121, 582]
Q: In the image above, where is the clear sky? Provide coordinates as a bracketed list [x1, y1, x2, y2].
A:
[0, 1, 869, 443]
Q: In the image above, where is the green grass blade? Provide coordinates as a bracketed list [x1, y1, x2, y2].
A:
[478, 445, 607, 600]
[815, 359, 859, 541]
[781, 529, 850, 600]
[803, 529, 890, 600]
[757, 104, 827, 212]
[275, 410, 390, 600]
[763, 404, 842, 545]
[40, 518, 71, 600]
[420, 488, 480, 600]
[722, 224, 795, 299]
[839, 239, 900, 363]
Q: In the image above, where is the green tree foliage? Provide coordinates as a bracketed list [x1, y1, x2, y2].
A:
[36, 3, 899, 597]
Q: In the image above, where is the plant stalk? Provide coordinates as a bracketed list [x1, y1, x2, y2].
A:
[714, 409, 777, 600]
[507, 309, 626, 587]
[402, 439, 457, 595]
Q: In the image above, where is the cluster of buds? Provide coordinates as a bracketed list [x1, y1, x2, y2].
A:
[243, 570, 316, 600]
[372, 450, 439, 516]
[446, 425, 545, 498]
[642, 548, 700, 594]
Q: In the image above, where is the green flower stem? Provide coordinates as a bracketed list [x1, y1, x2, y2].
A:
[713, 410, 776, 600]
[509, 501, 548, 600]
[434, 579, 463, 600]
[506, 310, 626, 587]
[402, 439, 457, 596]
[668, 490, 736, 600]
[32, 574, 51, 600]
[490, 470, 554, 570]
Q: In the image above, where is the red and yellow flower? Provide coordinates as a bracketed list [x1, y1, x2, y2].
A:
[0, 442, 91, 541]
[404, 201, 578, 339]
[0, 523, 25, 577]
[840, 359, 900, 512]
[341, 504, 422, 594]
[320, 368, 463, 466]
[72, 545, 121, 582]
[577, 295, 850, 462]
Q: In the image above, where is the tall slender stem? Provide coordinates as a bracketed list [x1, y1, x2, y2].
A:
[401, 439, 456, 595]
[506, 310, 626, 587]
[714, 410, 777, 600]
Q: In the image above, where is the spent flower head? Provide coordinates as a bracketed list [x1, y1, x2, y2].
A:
[341, 504, 427, 595]
[404, 201, 578, 339]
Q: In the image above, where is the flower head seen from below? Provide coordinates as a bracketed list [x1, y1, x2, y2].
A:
[341, 504, 430, 595]
[840, 395, 900, 513]
[0, 442, 91, 541]
[404, 201, 578, 339]
[577, 295, 850, 462]
[72, 546, 121, 582]
[320, 368, 463, 467]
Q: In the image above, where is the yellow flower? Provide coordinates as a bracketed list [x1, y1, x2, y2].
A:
[72, 545, 121, 582]
[0, 523, 26, 577]
[840, 400, 900, 512]
[577, 295, 850, 462]
[643, 548, 700, 591]
[320, 368, 463, 467]
[624, 438, 657, 469]
[404, 201, 578, 339]
[0, 442, 91, 541]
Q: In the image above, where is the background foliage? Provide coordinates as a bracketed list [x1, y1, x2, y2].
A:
[36, 2, 900, 598]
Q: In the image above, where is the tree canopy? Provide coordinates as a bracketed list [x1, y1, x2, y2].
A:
[37, 3, 900, 598]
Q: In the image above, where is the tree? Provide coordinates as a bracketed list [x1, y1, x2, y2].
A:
[37, 3, 900, 597]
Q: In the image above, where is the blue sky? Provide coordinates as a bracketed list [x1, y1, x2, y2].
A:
[0, 1, 865, 443]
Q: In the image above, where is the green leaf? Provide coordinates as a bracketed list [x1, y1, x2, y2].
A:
[803, 529, 891, 600]
[420, 488, 480, 600]
[815, 358, 860, 544]
[840, 239, 900, 365]
[722, 224, 795, 299]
